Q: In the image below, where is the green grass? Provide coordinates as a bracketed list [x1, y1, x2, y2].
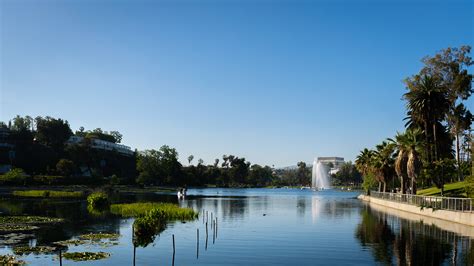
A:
[417, 181, 467, 197]
[13, 190, 84, 198]
[110, 202, 198, 220]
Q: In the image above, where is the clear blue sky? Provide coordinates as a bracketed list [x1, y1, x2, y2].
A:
[1, 0, 472, 167]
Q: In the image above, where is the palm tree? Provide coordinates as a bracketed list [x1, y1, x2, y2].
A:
[405, 128, 424, 194]
[394, 132, 409, 194]
[404, 75, 450, 163]
[373, 140, 396, 192]
[356, 149, 373, 174]
[447, 103, 472, 181]
[356, 148, 377, 193]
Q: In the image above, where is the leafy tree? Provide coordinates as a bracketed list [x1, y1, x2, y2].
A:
[109, 131, 123, 143]
[35, 116, 73, 152]
[188, 155, 194, 165]
[56, 159, 76, 177]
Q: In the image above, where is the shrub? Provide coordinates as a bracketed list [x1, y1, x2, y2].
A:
[87, 192, 109, 209]
[56, 159, 76, 177]
[465, 175, 474, 198]
[0, 168, 27, 185]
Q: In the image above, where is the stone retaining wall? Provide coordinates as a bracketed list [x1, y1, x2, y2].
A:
[358, 194, 474, 227]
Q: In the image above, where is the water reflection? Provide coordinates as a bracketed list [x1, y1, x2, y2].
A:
[356, 205, 473, 265]
[0, 189, 472, 265]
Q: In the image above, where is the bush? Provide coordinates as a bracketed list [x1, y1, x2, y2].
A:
[56, 159, 76, 177]
[0, 168, 27, 185]
[87, 192, 109, 209]
[465, 175, 474, 198]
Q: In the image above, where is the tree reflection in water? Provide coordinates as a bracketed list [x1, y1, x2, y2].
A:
[355, 205, 473, 265]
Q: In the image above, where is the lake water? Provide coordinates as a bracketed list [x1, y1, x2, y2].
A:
[0, 188, 473, 265]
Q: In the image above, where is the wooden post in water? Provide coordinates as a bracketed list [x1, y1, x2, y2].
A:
[206, 223, 209, 250]
[206, 211, 208, 223]
[197, 228, 199, 259]
[132, 223, 136, 266]
[172, 234, 176, 266]
[59, 249, 62, 266]
[213, 220, 215, 244]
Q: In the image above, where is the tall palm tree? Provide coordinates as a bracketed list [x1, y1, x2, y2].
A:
[373, 140, 396, 192]
[356, 149, 378, 192]
[394, 132, 409, 194]
[405, 128, 424, 194]
[355, 148, 374, 177]
[404, 75, 450, 163]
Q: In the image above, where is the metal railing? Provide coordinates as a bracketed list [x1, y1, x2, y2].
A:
[370, 191, 473, 213]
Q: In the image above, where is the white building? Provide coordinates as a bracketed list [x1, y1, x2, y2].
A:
[317, 157, 345, 175]
[66, 136, 134, 156]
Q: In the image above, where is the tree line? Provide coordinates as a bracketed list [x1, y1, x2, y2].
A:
[355, 46, 473, 196]
[0, 116, 325, 187]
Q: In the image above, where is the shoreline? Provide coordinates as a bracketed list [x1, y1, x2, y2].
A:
[358, 194, 474, 227]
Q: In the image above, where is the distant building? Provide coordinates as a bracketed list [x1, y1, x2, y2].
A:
[317, 157, 344, 175]
[66, 136, 134, 156]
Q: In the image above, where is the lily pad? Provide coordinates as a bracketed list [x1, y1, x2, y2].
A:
[62, 251, 110, 261]
[0, 254, 25, 265]
[13, 245, 58, 255]
[78, 233, 120, 241]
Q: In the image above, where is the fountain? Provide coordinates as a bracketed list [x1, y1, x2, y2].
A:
[311, 159, 331, 190]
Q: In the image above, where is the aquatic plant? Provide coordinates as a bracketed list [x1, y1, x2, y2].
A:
[62, 251, 110, 261]
[0, 224, 39, 232]
[13, 190, 84, 198]
[78, 233, 120, 241]
[13, 245, 57, 255]
[87, 192, 110, 209]
[110, 202, 198, 220]
[0, 254, 25, 265]
[0, 216, 64, 225]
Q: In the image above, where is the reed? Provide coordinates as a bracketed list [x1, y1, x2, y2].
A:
[110, 202, 198, 220]
[13, 190, 84, 198]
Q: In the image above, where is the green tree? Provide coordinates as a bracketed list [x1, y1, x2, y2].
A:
[56, 159, 76, 177]
[35, 116, 73, 152]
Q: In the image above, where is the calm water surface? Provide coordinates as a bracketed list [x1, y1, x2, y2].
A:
[0, 188, 472, 265]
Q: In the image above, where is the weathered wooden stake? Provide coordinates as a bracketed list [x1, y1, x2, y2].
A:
[59, 249, 62, 266]
[197, 228, 199, 259]
[172, 234, 176, 266]
[132, 224, 136, 266]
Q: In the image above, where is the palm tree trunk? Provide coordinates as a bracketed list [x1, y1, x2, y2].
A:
[456, 133, 461, 181]
[378, 182, 382, 192]
[400, 176, 404, 194]
[383, 182, 386, 192]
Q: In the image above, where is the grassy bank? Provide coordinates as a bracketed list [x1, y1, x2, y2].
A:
[13, 190, 84, 198]
[110, 202, 198, 220]
[417, 181, 467, 197]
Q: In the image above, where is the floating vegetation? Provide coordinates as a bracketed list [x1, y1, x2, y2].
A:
[0, 233, 35, 246]
[13, 190, 84, 198]
[87, 192, 109, 209]
[54, 239, 88, 246]
[13, 245, 57, 255]
[62, 251, 110, 261]
[54, 233, 120, 248]
[78, 233, 120, 241]
[110, 202, 198, 220]
[0, 216, 64, 225]
[0, 254, 25, 265]
[0, 224, 39, 232]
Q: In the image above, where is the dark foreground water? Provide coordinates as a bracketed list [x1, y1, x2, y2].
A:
[0, 188, 473, 265]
